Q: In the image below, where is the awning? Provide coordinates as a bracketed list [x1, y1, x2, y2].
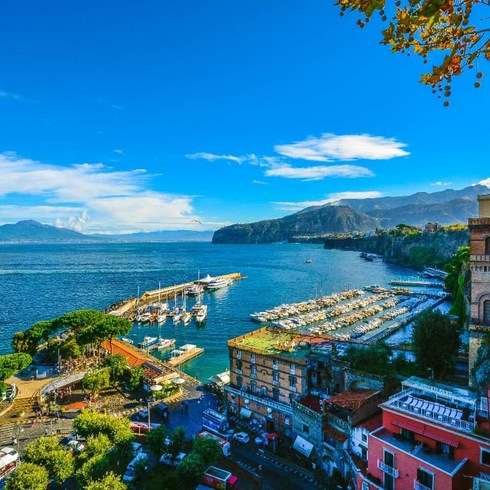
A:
[293, 435, 314, 458]
[266, 432, 278, 440]
[423, 428, 460, 448]
[240, 408, 252, 419]
[392, 419, 424, 435]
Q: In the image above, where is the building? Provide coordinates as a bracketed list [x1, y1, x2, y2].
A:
[224, 327, 323, 436]
[359, 376, 490, 490]
[469, 194, 490, 376]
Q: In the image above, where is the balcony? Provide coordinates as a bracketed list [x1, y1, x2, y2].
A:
[471, 254, 490, 262]
[377, 459, 399, 478]
[414, 481, 432, 490]
[235, 369, 242, 375]
[224, 384, 293, 415]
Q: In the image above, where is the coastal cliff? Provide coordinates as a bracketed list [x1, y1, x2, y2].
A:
[212, 205, 379, 244]
[323, 227, 469, 269]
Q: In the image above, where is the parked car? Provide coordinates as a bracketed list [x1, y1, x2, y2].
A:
[122, 452, 148, 483]
[153, 402, 169, 417]
[232, 432, 250, 444]
[160, 452, 187, 467]
[254, 436, 265, 445]
[131, 442, 143, 456]
[67, 440, 85, 453]
[136, 407, 149, 419]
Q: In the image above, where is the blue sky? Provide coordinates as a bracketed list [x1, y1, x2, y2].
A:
[1, 0, 489, 233]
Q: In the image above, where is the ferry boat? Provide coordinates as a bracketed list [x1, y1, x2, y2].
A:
[421, 266, 448, 280]
[155, 338, 176, 350]
[138, 336, 158, 349]
[206, 277, 232, 291]
[185, 284, 204, 296]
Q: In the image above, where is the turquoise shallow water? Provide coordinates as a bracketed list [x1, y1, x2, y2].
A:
[0, 242, 416, 381]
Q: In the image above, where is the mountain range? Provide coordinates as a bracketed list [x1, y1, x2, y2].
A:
[212, 184, 489, 244]
[0, 220, 213, 243]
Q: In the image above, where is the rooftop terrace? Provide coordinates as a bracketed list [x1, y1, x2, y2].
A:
[228, 327, 324, 360]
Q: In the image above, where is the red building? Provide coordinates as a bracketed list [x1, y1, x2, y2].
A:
[359, 376, 490, 490]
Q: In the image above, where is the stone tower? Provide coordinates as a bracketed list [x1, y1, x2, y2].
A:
[468, 194, 490, 383]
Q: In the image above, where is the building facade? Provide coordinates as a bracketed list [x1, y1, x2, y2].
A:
[224, 327, 321, 435]
[469, 194, 490, 376]
[359, 376, 490, 490]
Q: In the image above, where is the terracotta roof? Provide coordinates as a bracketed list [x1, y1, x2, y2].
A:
[101, 339, 148, 368]
[355, 412, 383, 432]
[299, 394, 322, 412]
[323, 425, 348, 443]
[326, 390, 379, 411]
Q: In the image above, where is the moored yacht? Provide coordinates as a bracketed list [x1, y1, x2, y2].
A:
[206, 277, 231, 291]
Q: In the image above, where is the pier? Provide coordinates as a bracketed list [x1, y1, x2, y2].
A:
[389, 280, 444, 288]
[106, 272, 245, 318]
[168, 346, 204, 367]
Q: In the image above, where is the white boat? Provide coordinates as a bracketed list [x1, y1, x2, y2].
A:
[157, 313, 168, 324]
[138, 312, 152, 323]
[196, 304, 208, 324]
[185, 284, 204, 296]
[121, 338, 134, 345]
[206, 277, 232, 291]
[155, 338, 176, 350]
[181, 311, 192, 325]
[138, 336, 158, 349]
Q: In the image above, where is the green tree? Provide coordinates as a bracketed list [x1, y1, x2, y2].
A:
[0, 353, 32, 381]
[444, 246, 470, 295]
[57, 310, 106, 334]
[344, 342, 393, 374]
[412, 310, 461, 378]
[85, 434, 112, 458]
[168, 427, 186, 462]
[23, 436, 74, 485]
[175, 452, 206, 490]
[192, 437, 221, 466]
[74, 411, 134, 449]
[126, 366, 144, 391]
[104, 354, 127, 382]
[147, 424, 168, 455]
[82, 369, 111, 396]
[76, 454, 110, 488]
[83, 472, 127, 490]
[335, 0, 490, 100]
[5, 462, 49, 490]
[96, 315, 131, 353]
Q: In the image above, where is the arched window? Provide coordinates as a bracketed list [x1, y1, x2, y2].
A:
[486, 237, 490, 255]
[485, 300, 490, 325]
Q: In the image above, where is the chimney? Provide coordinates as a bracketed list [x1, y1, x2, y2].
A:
[478, 194, 490, 218]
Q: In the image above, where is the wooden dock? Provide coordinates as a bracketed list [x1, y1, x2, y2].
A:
[168, 347, 204, 367]
[106, 272, 246, 318]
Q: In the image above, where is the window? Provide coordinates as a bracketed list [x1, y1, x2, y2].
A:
[273, 359, 279, 370]
[481, 448, 490, 466]
[236, 349, 242, 359]
[362, 483, 369, 490]
[290, 363, 296, 374]
[417, 468, 434, 490]
[272, 387, 280, 401]
[289, 375, 297, 388]
[401, 428, 414, 443]
[273, 370, 279, 384]
[251, 364, 257, 377]
[250, 380, 257, 394]
[251, 353, 256, 363]
[436, 442, 454, 459]
[236, 360, 242, 372]
[302, 423, 309, 434]
[285, 416, 290, 426]
[383, 450, 395, 490]
[236, 376, 243, 389]
[486, 236, 490, 255]
[362, 433, 367, 443]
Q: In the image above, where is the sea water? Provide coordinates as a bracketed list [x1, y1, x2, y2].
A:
[0, 242, 416, 381]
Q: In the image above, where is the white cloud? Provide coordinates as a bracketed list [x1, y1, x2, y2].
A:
[274, 133, 410, 162]
[252, 180, 269, 185]
[265, 163, 374, 181]
[431, 181, 452, 186]
[186, 152, 248, 164]
[114, 149, 124, 155]
[0, 90, 21, 100]
[0, 152, 202, 233]
[274, 191, 382, 212]
[478, 178, 490, 188]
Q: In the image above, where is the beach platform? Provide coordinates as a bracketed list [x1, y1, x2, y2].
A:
[167, 346, 204, 367]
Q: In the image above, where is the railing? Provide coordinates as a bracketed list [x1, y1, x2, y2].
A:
[470, 254, 490, 262]
[387, 388, 414, 403]
[414, 480, 432, 490]
[225, 385, 293, 415]
[386, 398, 476, 433]
[377, 460, 399, 478]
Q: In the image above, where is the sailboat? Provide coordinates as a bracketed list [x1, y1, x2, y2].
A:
[181, 292, 192, 325]
[172, 288, 183, 324]
[192, 286, 208, 324]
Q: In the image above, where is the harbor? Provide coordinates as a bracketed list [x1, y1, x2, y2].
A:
[168, 344, 205, 367]
[249, 286, 450, 345]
